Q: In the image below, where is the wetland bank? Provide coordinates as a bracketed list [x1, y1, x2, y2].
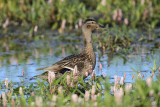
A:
[0, 0, 160, 107]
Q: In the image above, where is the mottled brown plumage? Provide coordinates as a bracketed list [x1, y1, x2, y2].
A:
[36, 19, 102, 80]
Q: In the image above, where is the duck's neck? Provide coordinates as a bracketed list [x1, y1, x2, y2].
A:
[83, 30, 94, 54]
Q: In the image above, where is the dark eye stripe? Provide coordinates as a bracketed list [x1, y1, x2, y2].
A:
[86, 21, 95, 24]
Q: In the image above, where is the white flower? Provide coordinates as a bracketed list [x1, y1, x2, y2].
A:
[19, 87, 23, 95]
[125, 84, 132, 94]
[120, 77, 124, 85]
[101, 0, 106, 6]
[146, 77, 152, 87]
[85, 91, 89, 101]
[36, 96, 43, 107]
[5, 78, 9, 89]
[72, 94, 78, 103]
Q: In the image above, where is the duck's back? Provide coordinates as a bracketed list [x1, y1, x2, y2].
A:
[37, 52, 96, 77]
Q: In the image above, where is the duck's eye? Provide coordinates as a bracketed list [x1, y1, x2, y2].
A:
[92, 22, 94, 24]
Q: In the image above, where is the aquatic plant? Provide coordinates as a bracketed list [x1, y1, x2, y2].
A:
[0, 0, 160, 30]
[0, 66, 160, 106]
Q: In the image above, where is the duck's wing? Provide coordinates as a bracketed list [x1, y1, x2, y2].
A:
[36, 54, 86, 73]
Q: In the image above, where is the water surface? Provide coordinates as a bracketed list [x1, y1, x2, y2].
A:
[0, 30, 160, 87]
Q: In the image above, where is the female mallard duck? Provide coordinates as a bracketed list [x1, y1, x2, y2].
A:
[36, 19, 103, 80]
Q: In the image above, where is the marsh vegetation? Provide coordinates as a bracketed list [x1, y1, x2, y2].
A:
[0, 0, 160, 107]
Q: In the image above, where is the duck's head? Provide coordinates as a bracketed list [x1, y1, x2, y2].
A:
[82, 19, 103, 32]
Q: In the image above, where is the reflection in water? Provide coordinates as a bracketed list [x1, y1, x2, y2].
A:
[0, 32, 160, 87]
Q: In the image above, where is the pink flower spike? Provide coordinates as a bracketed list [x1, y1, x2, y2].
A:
[48, 71, 55, 84]
[118, 9, 123, 21]
[114, 88, 124, 105]
[91, 95, 97, 101]
[78, 19, 82, 27]
[102, 72, 105, 78]
[125, 84, 132, 94]
[143, 9, 148, 21]
[141, 0, 145, 5]
[85, 91, 90, 101]
[149, 90, 154, 97]
[94, 102, 98, 107]
[120, 77, 124, 85]
[114, 85, 117, 93]
[75, 24, 78, 29]
[132, 75, 134, 80]
[48, 71, 51, 84]
[73, 65, 78, 76]
[11, 97, 15, 107]
[67, 75, 70, 85]
[114, 75, 118, 90]
[52, 95, 56, 102]
[2, 92, 6, 100]
[138, 73, 141, 78]
[100, 63, 102, 71]
[124, 73, 126, 80]
[3, 18, 9, 28]
[78, 97, 83, 103]
[22, 71, 24, 76]
[72, 94, 78, 103]
[113, 10, 118, 21]
[91, 85, 95, 96]
[48, 0, 52, 3]
[51, 72, 55, 80]
[34, 25, 38, 33]
[61, 19, 66, 29]
[124, 18, 128, 25]
[36, 96, 43, 107]
[132, 0, 136, 6]
[118, 76, 120, 82]
[58, 86, 63, 94]
[151, 73, 154, 77]
[149, 1, 152, 7]
[101, 0, 106, 6]
[19, 87, 23, 95]
[146, 77, 152, 87]
[2, 92, 6, 107]
[159, 67, 160, 77]
[5, 78, 9, 89]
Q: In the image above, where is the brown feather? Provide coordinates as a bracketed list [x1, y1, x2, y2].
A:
[36, 19, 101, 80]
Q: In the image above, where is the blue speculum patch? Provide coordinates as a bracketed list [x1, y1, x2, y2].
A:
[60, 68, 70, 74]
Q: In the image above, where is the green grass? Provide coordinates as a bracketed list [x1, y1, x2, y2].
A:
[0, 66, 160, 107]
[0, 0, 160, 29]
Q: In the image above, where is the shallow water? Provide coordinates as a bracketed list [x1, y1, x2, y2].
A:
[0, 30, 160, 87]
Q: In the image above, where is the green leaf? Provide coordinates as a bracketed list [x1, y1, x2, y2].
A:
[29, 83, 33, 90]
[129, 65, 138, 74]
